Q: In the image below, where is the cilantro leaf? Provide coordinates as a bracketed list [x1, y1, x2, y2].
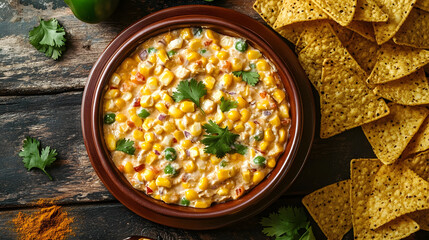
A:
[172, 78, 207, 109]
[261, 206, 312, 240]
[232, 70, 260, 86]
[202, 120, 247, 158]
[19, 137, 58, 180]
[29, 18, 66, 60]
[116, 139, 135, 155]
[220, 97, 238, 112]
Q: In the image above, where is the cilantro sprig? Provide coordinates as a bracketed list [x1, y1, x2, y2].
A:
[29, 18, 66, 60]
[261, 206, 315, 240]
[202, 120, 247, 158]
[116, 139, 135, 155]
[220, 97, 238, 112]
[19, 137, 58, 180]
[232, 70, 260, 86]
[172, 78, 207, 111]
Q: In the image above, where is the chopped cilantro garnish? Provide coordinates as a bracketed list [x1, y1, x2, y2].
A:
[220, 97, 238, 112]
[200, 49, 207, 54]
[29, 18, 66, 60]
[232, 70, 260, 86]
[147, 47, 157, 54]
[172, 78, 207, 110]
[167, 50, 176, 57]
[115, 139, 135, 155]
[193, 27, 203, 36]
[19, 137, 58, 180]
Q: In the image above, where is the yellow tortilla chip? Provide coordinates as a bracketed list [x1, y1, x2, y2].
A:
[402, 150, 429, 181]
[319, 59, 389, 138]
[409, 210, 429, 231]
[253, 0, 284, 27]
[367, 162, 429, 229]
[403, 118, 429, 156]
[372, 69, 429, 106]
[273, 0, 328, 29]
[361, 103, 429, 164]
[372, 0, 416, 44]
[330, 22, 354, 44]
[354, 0, 388, 22]
[367, 43, 429, 84]
[344, 20, 376, 42]
[350, 159, 420, 240]
[345, 33, 379, 74]
[394, 8, 429, 49]
[302, 180, 352, 240]
[312, 0, 357, 26]
[416, 0, 429, 12]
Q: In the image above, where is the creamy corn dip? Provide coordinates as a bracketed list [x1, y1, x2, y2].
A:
[102, 27, 291, 208]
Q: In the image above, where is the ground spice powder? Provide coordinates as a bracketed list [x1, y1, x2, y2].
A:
[12, 200, 74, 240]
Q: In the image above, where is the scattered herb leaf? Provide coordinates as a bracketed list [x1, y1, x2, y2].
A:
[116, 139, 135, 155]
[104, 113, 116, 124]
[167, 50, 177, 57]
[200, 49, 207, 54]
[193, 27, 203, 36]
[233, 71, 260, 86]
[172, 78, 207, 110]
[180, 197, 190, 206]
[220, 160, 228, 167]
[147, 47, 157, 54]
[137, 109, 150, 119]
[220, 97, 238, 112]
[232, 143, 248, 155]
[29, 18, 66, 60]
[19, 137, 58, 180]
[253, 156, 266, 166]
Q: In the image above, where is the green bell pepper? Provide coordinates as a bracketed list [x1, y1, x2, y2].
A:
[64, 0, 119, 23]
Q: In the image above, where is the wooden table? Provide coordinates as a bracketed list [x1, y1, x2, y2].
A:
[0, 0, 427, 239]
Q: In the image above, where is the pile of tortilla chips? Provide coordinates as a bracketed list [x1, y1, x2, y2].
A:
[253, 0, 429, 239]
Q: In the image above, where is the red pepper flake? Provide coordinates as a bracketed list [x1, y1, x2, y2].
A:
[134, 72, 146, 83]
[235, 186, 244, 197]
[117, 165, 125, 173]
[260, 92, 267, 98]
[172, 138, 178, 143]
[127, 121, 136, 128]
[132, 98, 141, 107]
[133, 164, 145, 172]
[204, 40, 213, 46]
[146, 186, 153, 194]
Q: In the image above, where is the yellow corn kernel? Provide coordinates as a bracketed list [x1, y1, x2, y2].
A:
[245, 121, 256, 135]
[212, 90, 226, 103]
[168, 106, 184, 118]
[104, 100, 116, 112]
[269, 115, 281, 127]
[217, 187, 229, 196]
[142, 169, 156, 181]
[163, 121, 176, 133]
[184, 161, 196, 173]
[140, 86, 152, 96]
[180, 28, 193, 40]
[122, 92, 133, 101]
[249, 148, 256, 159]
[234, 122, 245, 132]
[209, 56, 219, 65]
[233, 75, 241, 84]
[154, 95, 161, 103]
[221, 74, 233, 88]
[242, 85, 250, 98]
[115, 113, 127, 123]
[205, 29, 218, 40]
[231, 58, 243, 72]
[217, 169, 230, 182]
[279, 104, 290, 119]
[141, 142, 152, 151]
[151, 144, 162, 152]
[190, 123, 202, 137]
[215, 111, 226, 124]
[146, 77, 158, 90]
[114, 99, 126, 110]
[147, 180, 157, 191]
[173, 130, 184, 141]
[128, 108, 136, 116]
[121, 58, 137, 71]
[185, 189, 198, 200]
[259, 141, 269, 151]
[256, 99, 270, 110]
[198, 177, 209, 191]
[192, 112, 204, 122]
[154, 65, 164, 76]
[110, 73, 122, 86]
[105, 89, 120, 99]
[182, 139, 192, 148]
[176, 120, 186, 131]
[279, 128, 287, 142]
[153, 125, 164, 135]
[162, 193, 178, 203]
[224, 120, 233, 131]
[131, 68, 138, 76]
[217, 51, 229, 60]
[186, 51, 200, 62]
[200, 57, 208, 66]
[164, 32, 173, 43]
[124, 162, 134, 174]
[156, 49, 169, 63]
[242, 170, 251, 183]
[180, 101, 195, 113]
[210, 43, 220, 51]
[144, 132, 155, 143]
[148, 54, 157, 64]
[153, 194, 161, 199]
[156, 177, 171, 188]
[194, 199, 211, 208]
[162, 93, 174, 104]
[200, 152, 209, 160]
[210, 156, 221, 165]
[132, 129, 145, 141]
[140, 95, 154, 108]
[262, 75, 275, 87]
[145, 152, 158, 165]
[137, 172, 143, 181]
[160, 70, 175, 86]
[227, 110, 241, 122]
[155, 102, 168, 114]
[247, 50, 261, 60]
[105, 134, 116, 151]
[253, 171, 264, 184]
[256, 59, 269, 71]
[182, 182, 191, 189]
[236, 97, 247, 108]
[203, 76, 216, 90]
[189, 38, 203, 50]
[240, 109, 251, 122]
[189, 147, 200, 158]
[273, 89, 286, 103]
[267, 158, 276, 168]
[131, 114, 143, 127]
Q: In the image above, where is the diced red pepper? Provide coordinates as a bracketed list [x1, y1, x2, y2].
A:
[133, 72, 146, 83]
[132, 98, 141, 107]
[204, 40, 213, 46]
[172, 138, 177, 143]
[127, 121, 136, 128]
[146, 186, 153, 194]
[134, 164, 145, 172]
[260, 92, 267, 98]
[235, 186, 245, 198]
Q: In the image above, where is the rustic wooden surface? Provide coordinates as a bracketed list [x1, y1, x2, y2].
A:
[0, 0, 427, 239]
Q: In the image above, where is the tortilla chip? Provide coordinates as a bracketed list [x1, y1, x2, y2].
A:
[312, 0, 357, 26]
[367, 162, 429, 229]
[402, 150, 429, 181]
[330, 22, 354, 44]
[393, 8, 429, 49]
[298, 23, 358, 91]
[409, 210, 429, 231]
[416, 0, 429, 12]
[350, 159, 420, 240]
[345, 20, 376, 42]
[319, 59, 389, 138]
[372, 0, 417, 44]
[372, 69, 429, 106]
[273, 0, 328, 29]
[361, 103, 429, 164]
[367, 43, 429, 84]
[253, 0, 284, 27]
[354, 0, 388, 22]
[345, 33, 379, 74]
[404, 117, 429, 156]
[302, 180, 352, 240]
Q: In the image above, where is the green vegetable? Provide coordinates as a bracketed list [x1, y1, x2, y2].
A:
[104, 113, 116, 124]
[220, 160, 228, 167]
[172, 78, 207, 111]
[261, 206, 315, 240]
[164, 164, 177, 175]
[233, 70, 260, 86]
[254, 131, 263, 141]
[29, 18, 66, 60]
[148, 47, 157, 54]
[249, 63, 256, 69]
[202, 120, 247, 158]
[200, 49, 207, 54]
[19, 137, 58, 180]
[193, 27, 203, 36]
[64, 0, 119, 23]
[180, 197, 190, 206]
[115, 139, 135, 155]
[167, 50, 177, 57]
[253, 156, 266, 166]
[220, 97, 238, 113]
[235, 39, 248, 52]
[164, 147, 177, 161]
[137, 109, 150, 119]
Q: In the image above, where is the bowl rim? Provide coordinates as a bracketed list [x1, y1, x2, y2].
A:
[82, 5, 315, 229]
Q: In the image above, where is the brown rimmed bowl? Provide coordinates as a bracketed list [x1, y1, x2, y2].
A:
[81, 5, 315, 230]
